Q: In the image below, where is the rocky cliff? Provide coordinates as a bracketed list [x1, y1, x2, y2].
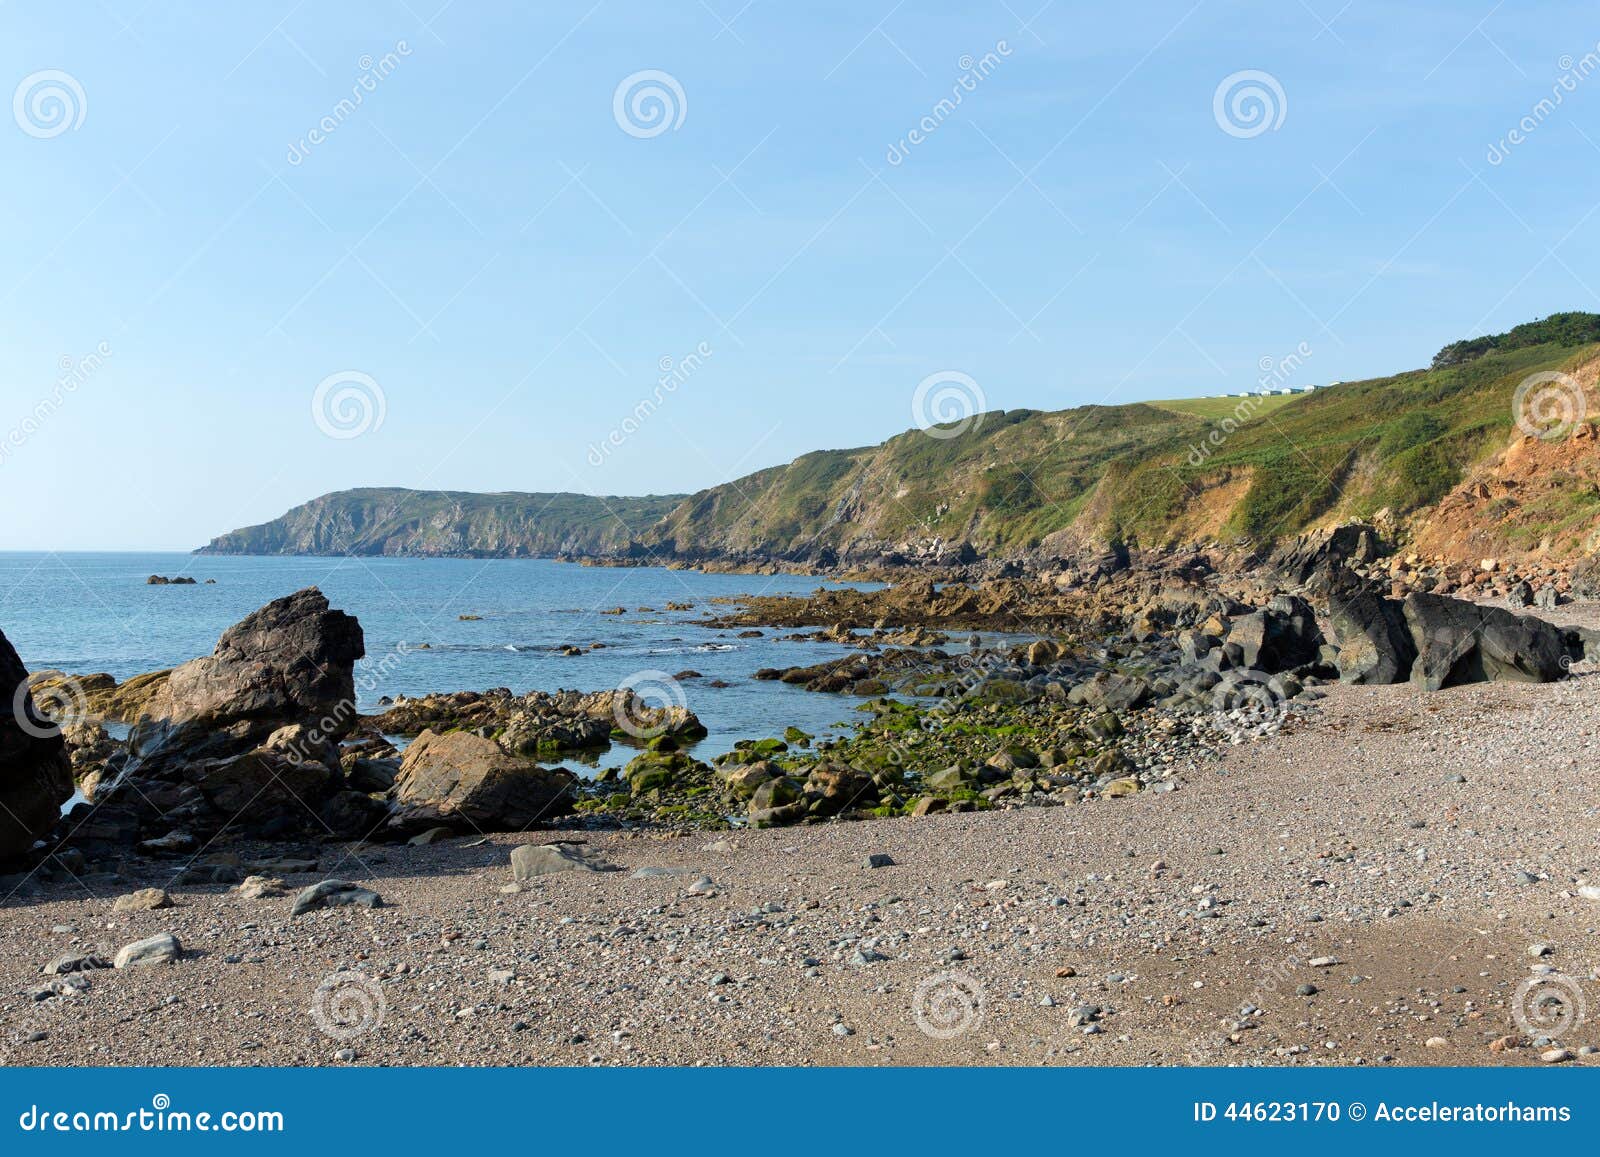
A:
[199, 318, 1600, 572]
[198, 488, 686, 559]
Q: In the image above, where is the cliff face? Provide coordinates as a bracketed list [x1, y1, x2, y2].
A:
[197, 488, 686, 559]
[199, 321, 1600, 570]
[645, 403, 1196, 565]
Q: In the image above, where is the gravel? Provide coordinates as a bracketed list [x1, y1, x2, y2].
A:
[3, 673, 1599, 1067]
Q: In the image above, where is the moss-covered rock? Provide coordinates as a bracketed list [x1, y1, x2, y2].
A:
[623, 750, 706, 795]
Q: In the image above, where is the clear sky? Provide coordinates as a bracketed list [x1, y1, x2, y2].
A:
[2, 1, 1597, 549]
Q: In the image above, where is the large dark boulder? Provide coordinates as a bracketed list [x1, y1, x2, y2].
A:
[1224, 595, 1323, 673]
[1322, 583, 1417, 685]
[1571, 554, 1600, 601]
[1402, 593, 1572, 690]
[0, 629, 74, 859]
[1270, 523, 1381, 589]
[128, 588, 364, 770]
[387, 729, 575, 833]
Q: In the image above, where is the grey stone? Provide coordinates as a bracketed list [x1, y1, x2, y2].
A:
[290, 879, 383, 916]
[510, 842, 619, 880]
[113, 931, 181, 968]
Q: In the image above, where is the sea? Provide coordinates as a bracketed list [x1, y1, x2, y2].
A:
[0, 552, 913, 776]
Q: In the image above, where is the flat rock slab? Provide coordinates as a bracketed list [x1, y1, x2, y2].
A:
[112, 887, 173, 912]
[408, 827, 456, 846]
[245, 857, 320, 875]
[291, 879, 384, 916]
[43, 952, 110, 976]
[236, 875, 286, 899]
[114, 932, 181, 968]
[511, 842, 620, 880]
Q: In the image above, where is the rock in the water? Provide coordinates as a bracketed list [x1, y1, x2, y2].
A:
[387, 729, 575, 833]
[0, 629, 74, 859]
[290, 879, 383, 916]
[112, 887, 172, 912]
[509, 841, 619, 880]
[1403, 593, 1572, 690]
[113, 931, 181, 968]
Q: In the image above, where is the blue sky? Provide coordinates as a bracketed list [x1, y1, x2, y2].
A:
[2, 1, 1598, 549]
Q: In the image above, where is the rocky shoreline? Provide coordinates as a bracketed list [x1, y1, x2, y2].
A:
[10, 523, 1599, 861]
[4, 522, 1600, 1065]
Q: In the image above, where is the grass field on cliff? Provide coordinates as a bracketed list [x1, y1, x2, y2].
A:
[1145, 394, 1302, 421]
[654, 331, 1600, 557]
[1105, 339, 1599, 547]
[207, 321, 1600, 562]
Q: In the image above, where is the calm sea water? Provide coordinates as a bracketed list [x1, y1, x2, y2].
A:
[0, 553, 897, 769]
